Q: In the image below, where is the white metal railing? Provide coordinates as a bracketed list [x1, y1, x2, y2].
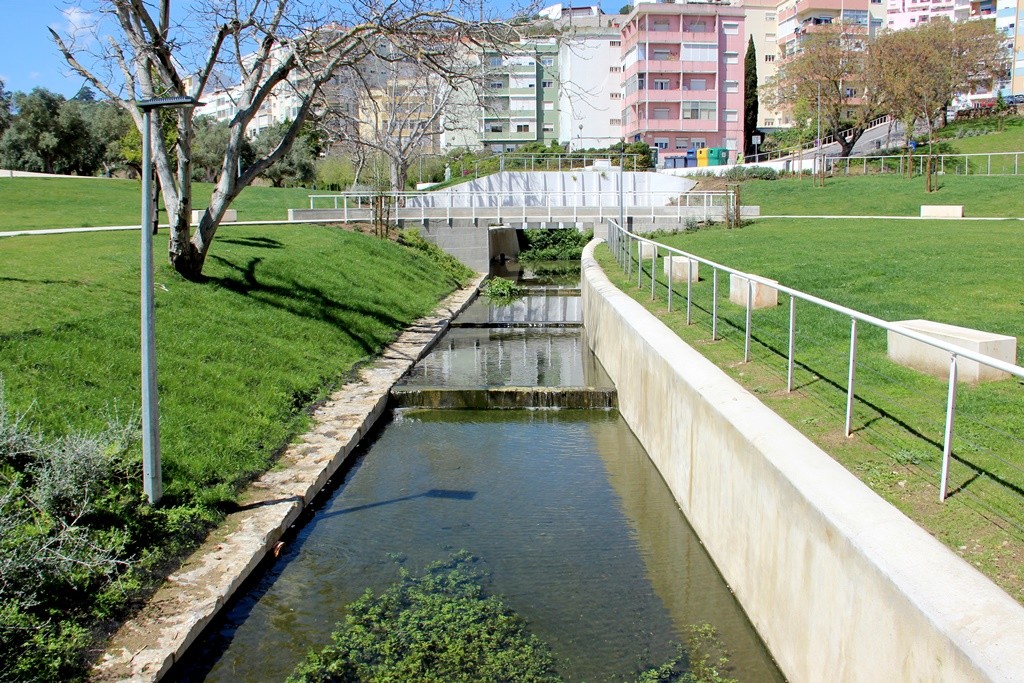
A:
[820, 151, 1024, 177]
[306, 189, 736, 225]
[606, 220, 1024, 503]
[744, 115, 892, 164]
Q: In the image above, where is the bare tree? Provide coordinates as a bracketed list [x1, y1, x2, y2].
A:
[51, 0, 521, 279]
[763, 23, 885, 158]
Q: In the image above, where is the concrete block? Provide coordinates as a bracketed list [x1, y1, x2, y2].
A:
[639, 241, 658, 259]
[887, 319, 1017, 383]
[663, 256, 699, 282]
[920, 205, 964, 218]
[192, 209, 237, 224]
[729, 274, 778, 309]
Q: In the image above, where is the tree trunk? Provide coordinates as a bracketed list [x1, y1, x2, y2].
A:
[390, 158, 407, 193]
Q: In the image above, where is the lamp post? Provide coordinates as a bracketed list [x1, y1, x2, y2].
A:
[137, 96, 202, 504]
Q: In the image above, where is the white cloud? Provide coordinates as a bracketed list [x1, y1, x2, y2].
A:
[51, 6, 98, 42]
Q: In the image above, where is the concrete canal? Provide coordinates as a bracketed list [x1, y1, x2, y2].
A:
[169, 269, 782, 682]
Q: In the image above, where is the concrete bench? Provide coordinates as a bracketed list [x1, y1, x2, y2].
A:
[639, 241, 658, 259]
[887, 319, 1017, 383]
[663, 256, 699, 282]
[920, 205, 963, 218]
[729, 274, 779, 309]
[192, 209, 237, 224]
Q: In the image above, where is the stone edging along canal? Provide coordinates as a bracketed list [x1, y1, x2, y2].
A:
[93, 275, 486, 682]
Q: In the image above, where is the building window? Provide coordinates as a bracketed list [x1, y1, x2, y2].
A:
[725, 138, 737, 151]
[543, 101, 555, 110]
[610, 92, 622, 99]
[725, 80, 739, 94]
[610, 65, 622, 72]
[489, 124, 504, 133]
[692, 138, 706, 149]
[653, 137, 669, 149]
[675, 137, 689, 149]
[543, 124, 554, 132]
[685, 21, 707, 32]
[765, 33, 776, 43]
[766, 12, 776, 21]
[541, 57, 554, 67]
[725, 109, 738, 122]
[610, 40, 621, 46]
[683, 43, 717, 61]
[653, 107, 670, 119]
[489, 81, 504, 89]
[652, 48, 672, 60]
[765, 54, 776, 63]
[489, 56, 503, 67]
[723, 22, 740, 35]
[609, 118, 621, 125]
[845, 87, 856, 97]
[652, 20, 670, 31]
[689, 78, 706, 91]
[724, 51, 739, 65]
[654, 79, 670, 90]
[682, 102, 716, 120]
[542, 80, 554, 88]
[517, 124, 530, 133]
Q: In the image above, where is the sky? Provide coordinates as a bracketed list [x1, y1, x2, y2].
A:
[0, 4, 91, 97]
[0, 1, 622, 100]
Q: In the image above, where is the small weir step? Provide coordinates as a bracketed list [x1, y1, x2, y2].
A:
[390, 386, 618, 409]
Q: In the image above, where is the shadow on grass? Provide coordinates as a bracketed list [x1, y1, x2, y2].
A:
[654, 270, 1024, 505]
[218, 236, 284, 249]
[205, 254, 410, 356]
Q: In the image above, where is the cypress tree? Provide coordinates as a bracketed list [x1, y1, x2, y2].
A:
[744, 35, 759, 159]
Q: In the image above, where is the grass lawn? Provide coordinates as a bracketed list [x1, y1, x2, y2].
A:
[0, 224, 465, 501]
[737, 173, 1024, 217]
[598, 217, 1024, 602]
[933, 114, 1024, 155]
[0, 176, 312, 231]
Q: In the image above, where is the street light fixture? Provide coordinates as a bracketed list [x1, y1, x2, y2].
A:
[137, 95, 202, 504]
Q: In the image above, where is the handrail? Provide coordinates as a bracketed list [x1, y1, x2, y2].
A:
[606, 219, 1023, 502]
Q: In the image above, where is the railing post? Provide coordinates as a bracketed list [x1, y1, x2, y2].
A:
[845, 318, 858, 437]
[712, 269, 718, 341]
[744, 278, 752, 362]
[787, 295, 796, 392]
[667, 255, 674, 312]
[637, 241, 643, 289]
[939, 354, 958, 502]
[988, 154, 991, 176]
[651, 246, 657, 300]
[686, 259, 693, 325]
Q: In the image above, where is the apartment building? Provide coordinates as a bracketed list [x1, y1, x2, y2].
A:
[997, 0, 1024, 95]
[736, 0, 785, 130]
[558, 16, 629, 149]
[620, 2, 747, 157]
[478, 41, 562, 152]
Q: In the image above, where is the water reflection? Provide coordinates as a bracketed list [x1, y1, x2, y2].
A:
[169, 411, 781, 683]
[398, 327, 612, 388]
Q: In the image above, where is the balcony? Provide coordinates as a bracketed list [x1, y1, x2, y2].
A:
[481, 130, 538, 142]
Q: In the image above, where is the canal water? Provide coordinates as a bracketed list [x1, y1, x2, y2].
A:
[169, 267, 782, 682]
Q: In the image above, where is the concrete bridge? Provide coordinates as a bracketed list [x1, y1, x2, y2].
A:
[288, 171, 757, 269]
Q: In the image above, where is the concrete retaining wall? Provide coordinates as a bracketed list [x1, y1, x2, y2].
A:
[581, 240, 1024, 683]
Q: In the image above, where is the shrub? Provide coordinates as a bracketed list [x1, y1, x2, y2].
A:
[483, 276, 526, 304]
[518, 228, 591, 264]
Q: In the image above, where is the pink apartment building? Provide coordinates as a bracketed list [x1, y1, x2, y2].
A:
[620, 3, 747, 160]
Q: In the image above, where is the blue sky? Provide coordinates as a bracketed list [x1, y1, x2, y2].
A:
[0, 5, 89, 97]
[0, 2, 623, 99]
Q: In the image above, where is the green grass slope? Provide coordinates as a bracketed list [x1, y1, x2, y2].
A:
[0, 177, 311, 231]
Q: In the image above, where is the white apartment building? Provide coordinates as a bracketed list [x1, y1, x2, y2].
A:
[558, 21, 628, 149]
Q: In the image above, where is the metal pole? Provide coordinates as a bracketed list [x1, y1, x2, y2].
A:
[712, 269, 718, 340]
[667, 256, 673, 311]
[845, 318, 858, 437]
[787, 295, 796, 392]
[650, 247, 656, 300]
[686, 259, 693, 325]
[637, 242, 643, 289]
[939, 354, 958, 502]
[744, 279, 752, 362]
[141, 110, 162, 505]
